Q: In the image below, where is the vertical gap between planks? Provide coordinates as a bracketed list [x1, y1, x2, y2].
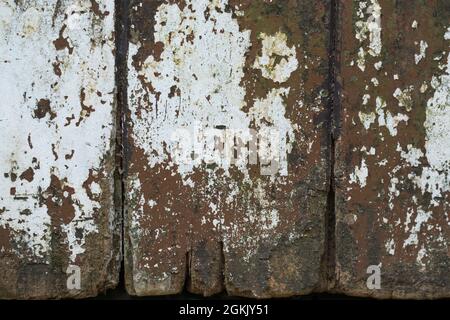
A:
[325, 0, 341, 290]
[114, 0, 129, 294]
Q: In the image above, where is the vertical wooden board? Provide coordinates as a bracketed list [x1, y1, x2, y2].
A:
[0, 1, 120, 299]
[336, 0, 450, 298]
[126, 0, 330, 297]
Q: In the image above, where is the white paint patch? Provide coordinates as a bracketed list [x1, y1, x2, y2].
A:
[356, 48, 365, 71]
[411, 27, 450, 205]
[388, 174, 400, 210]
[355, 0, 382, 71]
[420, 82, 428, 93]
[415, 40, 428, 65]
[358, 111, 376, 130]
[393, 86, 414, 111]
[375, 97, 409, 136]
[398, 144, 424, 167]
[385, 238, 395, 255]
[362, 93, 371, 105]
[416, 246, 427, 270]
[403, 209, 432, 248]
[371, 77, 379, 87]
[374, 61, 382, 70]
[385, 111, 409, 137]
[349, 158, 369, 188]
[253, 31, 299, 83]
[424, 34, 450, 172]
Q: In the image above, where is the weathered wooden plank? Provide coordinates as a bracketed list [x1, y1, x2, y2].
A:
[125, 0, 330, 298]
[0, 0, 120, 299]
[335, 0, 450, 298]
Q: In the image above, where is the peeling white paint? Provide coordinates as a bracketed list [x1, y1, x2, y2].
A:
[393, 86, 414, 112]
[0, 1, 115, 263]
[385, 28, 450, 262]
[423, 31, 450, 173]
[357, 47, 367, 72]
[403, 209, 431, 248]
[420, 82, 428, 93]
[355, 0, 382, 71]
[358, 111, 376, 130]
[415, 40, 428, 65]
[375, 97, 409, 136]
[362, 93, 371, 105]
[349, 158, 369, 188]
[388, 175, 399, 210]
[398, 144, 424, 167]
[128, 0, 298, 180]
[385, 238, 395, 255]
[374, 61, 382, 70]
[416, 246, 427, 270]
[371, 77, 379, 87]
[253, 31, 299, 83]
[127, 0, 304, 274]
[128, 0, 252, 179]
[411, 28, 450, 205]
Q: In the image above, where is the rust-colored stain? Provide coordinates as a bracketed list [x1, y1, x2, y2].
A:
[34, 99, 57, 120]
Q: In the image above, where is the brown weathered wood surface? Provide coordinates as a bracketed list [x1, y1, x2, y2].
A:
[125, 0, 330, 298]
[335, 0, 450, 298]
